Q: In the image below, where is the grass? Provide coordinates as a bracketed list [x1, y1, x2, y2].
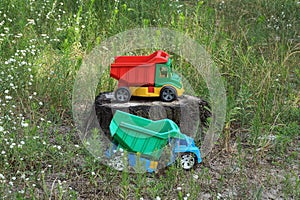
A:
[0, 0, 299, 199]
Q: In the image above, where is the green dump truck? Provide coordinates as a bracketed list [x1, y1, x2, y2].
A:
[106, 110, 202, 172]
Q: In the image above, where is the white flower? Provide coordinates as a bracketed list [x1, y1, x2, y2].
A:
[5, 96, 12, 100]
[20, 174, 26, 179]
[0, 126, 3, 132]
[26, 19, 35, 26]
[0, 174, 5, 179]
[21, 121, 29, 127]
[10, 143, 16, 148]
[193, 174, 199, 179]
[4, 90, 9, 94]
[156, 196, 161, 200]
[39, 102, 43, 106]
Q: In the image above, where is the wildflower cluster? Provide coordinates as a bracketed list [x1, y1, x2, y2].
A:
[266, 11, 293, 33]
[0, 0, 71, 197]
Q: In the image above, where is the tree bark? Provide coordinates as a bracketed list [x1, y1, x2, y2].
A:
[94, 92, 211, 142]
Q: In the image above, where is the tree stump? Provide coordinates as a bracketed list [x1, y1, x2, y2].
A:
[94, 92, 211, 142]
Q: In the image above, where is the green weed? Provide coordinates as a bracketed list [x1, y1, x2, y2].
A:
[0, 0, 299, 198]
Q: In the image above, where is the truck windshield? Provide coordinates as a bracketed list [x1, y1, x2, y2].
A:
[160, 66, 168, 77]
[179, 139, 188, 145]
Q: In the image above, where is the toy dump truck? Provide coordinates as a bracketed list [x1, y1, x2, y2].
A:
[106, 110, 201, 172]
[110, 50, 184, 102]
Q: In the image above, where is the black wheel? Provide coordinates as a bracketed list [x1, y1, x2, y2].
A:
[160, 86, 177, 102]
[115, 87, 131, 102]
[180, 153, 196, 170]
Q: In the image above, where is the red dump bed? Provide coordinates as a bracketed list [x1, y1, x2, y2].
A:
[110, 50, 169, 87]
